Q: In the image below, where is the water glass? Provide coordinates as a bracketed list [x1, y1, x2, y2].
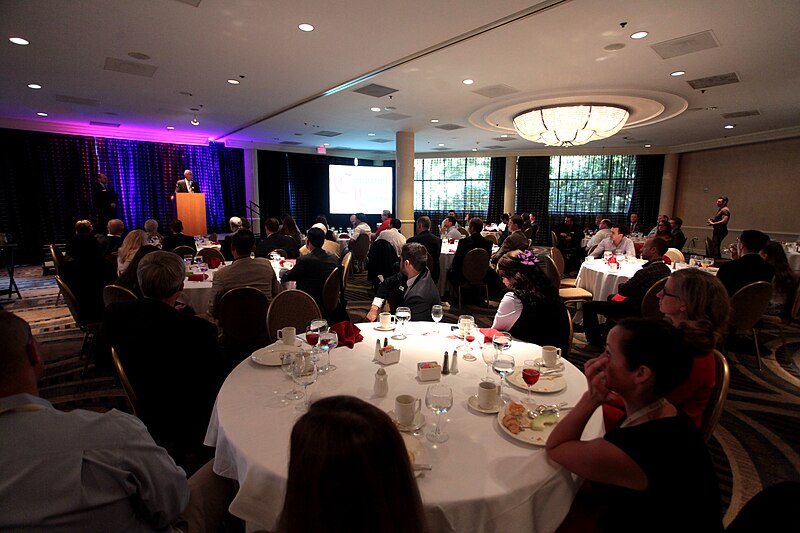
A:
[281, 353, 304, 400]
[291, 353, 318, 412]
[493, 352, 515, 402]
[318, 331, 338, 373]
[431, 305, 444, 334]
[393, 306, 411, 340]
[425, 384, 453, 443]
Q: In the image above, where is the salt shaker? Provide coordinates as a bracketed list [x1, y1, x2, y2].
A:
[374, 339, 382, 359]
[450, 349, 459, 374]
[373, 368, 388, 397]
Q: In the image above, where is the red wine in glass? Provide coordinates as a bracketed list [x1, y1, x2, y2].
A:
[522, 368, 540, 386]
[306, 332, 319, 346]
[466, 335, 475, 343]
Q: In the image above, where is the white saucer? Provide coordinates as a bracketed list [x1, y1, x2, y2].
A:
[388, 410, 426, 432]
[534, 357, 564, 371]
[467, 395, 501, 414]
[250, 342, 303, 366]
[374, 325, 396, 332]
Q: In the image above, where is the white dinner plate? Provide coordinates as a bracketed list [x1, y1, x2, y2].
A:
[250, 342, 303, 366]
[496, 408, 560, 446]
[467, 394, 501, 414]
[506, 369, 567, 393]
[532, 357, 564, 371]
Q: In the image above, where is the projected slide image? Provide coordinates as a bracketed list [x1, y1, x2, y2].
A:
[329, 165, 393, 214]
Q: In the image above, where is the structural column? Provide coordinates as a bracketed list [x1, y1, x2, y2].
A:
[659, 153, 680, 216]
[504, 156, 517, 215]
[396, 131, 415, 238]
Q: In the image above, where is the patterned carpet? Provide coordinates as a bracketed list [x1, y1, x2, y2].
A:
[4, 266, 799, 525]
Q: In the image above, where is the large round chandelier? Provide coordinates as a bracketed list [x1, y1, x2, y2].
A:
[512, 104, 629, 147]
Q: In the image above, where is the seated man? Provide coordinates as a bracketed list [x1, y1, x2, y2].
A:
[590, 224, 636, 258]
[717, 229, 774, 296]
[103, 251, 226, 467]
[281, 227, 339, 310]
[585, 218, 612, 251]
[0, 311, 189, 531]
[96, 218, 125, 256]
[209, 229, 282, 318]
[61, 219, 116, 322]
[669, 216, 687, 250]
[491, 215, 527, 267]
[583, 237, 671, 346]
[628, 212, 646, 235]
[376, 218, 406, 257]
[161, 219, 197, 252]
[221, 216, 243, 261]
[552, 214, 584, 273]
[350, 212, 372, 241]
[256, 217, 299, 259]
[407, 216, 441, 283]
[497, 213, 510, 242]
[441, 215, 463, 241]
[366, 243, 441, 322]
[374, 209, 393, 236]
[144, 219, 163, 246]
[450, 217, 493, 286]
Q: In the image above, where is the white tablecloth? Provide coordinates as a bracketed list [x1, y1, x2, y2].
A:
[205, 321, 603, 532]
[574, 259, 645, 302]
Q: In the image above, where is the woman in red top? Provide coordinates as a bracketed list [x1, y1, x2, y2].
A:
[602, 268, 730, 429]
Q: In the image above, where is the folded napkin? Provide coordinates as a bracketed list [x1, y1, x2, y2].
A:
[280, 259, 296, 268]
[339, 233, 350, 239]
[611, 294, 628, 302]
[661, 254, 672, 265]
[187, 273, 208, 281]
[479, 327, 501, 343]
[329, 321, 363, 348]
[207, 257, 224, 269]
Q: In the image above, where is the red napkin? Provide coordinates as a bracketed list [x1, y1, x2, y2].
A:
[661, 254, 672, 265]
[280, 259, 296, 267]
[339, 233, 349, 239]
[479, 327, 501, 343]
[208, 257, 223, 269]
[329, 321, 363, 348]
[611, 294, 628, 302]
[187, 273, 208, 281]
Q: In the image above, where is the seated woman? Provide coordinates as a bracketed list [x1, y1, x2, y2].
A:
[546, 318, 723, 533]
[277, 396, 428, 533]
[492, 249, 569, 352]
[116, 229, 148, 275]
[603, 268, 729, 429]
[653, 221, 673, 245]
[760, 240, 799, 317]
[115, 245, 159, 297]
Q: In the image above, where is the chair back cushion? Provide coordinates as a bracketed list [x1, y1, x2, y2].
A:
[350, 233, 370, 260]
[267, 289, 322, 342]
[103, 284, 137, 307]
[197, 247, 224, 263]
[322, 268, 341, 313]
[217, 287, 270, 345]
[640, 277, 669, 319]
[729, 281, 773, 330]
[664, 248, 685, 264]
[172, 245, 196, 258]
[462, 248, 489, 283]
[700, 350, 730, 442]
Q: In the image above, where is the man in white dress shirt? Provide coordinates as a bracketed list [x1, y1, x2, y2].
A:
[442, 215, 463, 241]
[351, 212, 372, 241]
[376, 218, 407, 256]
[585, 218, 613, 251]
[590, 224, 636, 258]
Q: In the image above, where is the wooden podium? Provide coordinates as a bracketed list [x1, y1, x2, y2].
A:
[176, 193, 207, 236]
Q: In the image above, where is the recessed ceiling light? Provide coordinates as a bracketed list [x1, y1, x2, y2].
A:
[166, 126, 175, 130]
[9, 37, 29, 46]
[191, 116, 199, 126]
[323, 143, 330, 146]
[430, 119, 439, 123]
[368, 133, 376, 136]
[27, 83, 42, 89]
[36, 112, 48, 117]
[724, 124, 735, 129]
[370, 107, 381, 112]
[644, 144, 651, 147]
[501, 134, 508, 138]
[472, 148, 478, 152]
[438, 143, 444, 147]
[462, 79, 474, 85]
[298, 23, 314, 32]
[227, 79, 240, 85]
[630, 31, 648, 39]
[670, 70, 686, 77]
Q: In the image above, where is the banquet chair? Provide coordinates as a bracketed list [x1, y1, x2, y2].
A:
[457, 227, 469, 236]
[543, 256, 593, 308]
[457, 248, 490, 308]
[524, 227, 533, 240]
[271, 248, 289, 259]
[50, 243, 65, 302]
[550, 231, 559, 248]
[56, 275, 101, 371]
[761, 281, 800, 360]
[727, 281, 773, 370]
[699, 350, 730, 443]
[564, 307, 574, 358]
[322, 267, 342, 319]
[350, 233, 370, 273]
[172, 245, 196, 258]
[197, 247, 224, 263]
[340, 251, 353, 289]
[111, 347, 139, 417]
[550, 246, 578, 288]
[664, 248, 685, 264]
[485, 233, 499, 245]
[704, 237, 714, 257]
[640, 277, 669, 319]
[103, 284, 138, 306]
[267, 289, 322, 342]
[217, 287, 270, 350]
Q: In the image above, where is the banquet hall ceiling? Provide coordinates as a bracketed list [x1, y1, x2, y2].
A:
[1, 0, 799, 156]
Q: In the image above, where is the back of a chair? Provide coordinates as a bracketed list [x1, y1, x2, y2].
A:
[549, 247, 566, 277]
[350, 233, 370, 261]
[462, 248, 489, 284]
[729, 281, 773, 331]
[340, 251, 352, 287]
[700, 350, 730, 443]
[485, 233, 499, 245]
[786, 281, 800, 323]
[216, 287, 270, 345]
[457, 227, 469, 236]
[541, 256, 562, 291]
[50, 244, 64, 275]
[197, 247, 224, 263]
[103, 284, 137, 307]
[267, 289, 322, 342]
[322, 267, 341, 314]
[550, 231, 559, 248]
[272, 248, 288, 259]
[172, 245, 196, 258]
[524, 227, 533, 239]
[55, 275, 85, 328]
[426, 252, 435, 275]
[664, 248, 685, 264]
[111, 347, 139, 417]
[564, 307, 573, 358]
[704, 237, 714, 257]
[641, 277, 669, 319]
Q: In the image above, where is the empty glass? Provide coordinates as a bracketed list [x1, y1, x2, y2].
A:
[281, 353, 304, 400]
[291, 353, 318, 412]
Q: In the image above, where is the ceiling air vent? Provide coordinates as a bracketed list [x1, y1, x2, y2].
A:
[369, 138, 393, 143]
[485, 145, 506, 150]
[430, 147, 452, 151]
[376, 113, 411, 121]
[352, 84, 398, 98]
[721, 109, 761, 119]
[435, 123, 464, 131]
[55, 94, 98, 106]
[279, 141, 302, 146]
[103, 57, 158, 78]
[687, 72, 740, 90]
[472, 84, 519, 98]
[651, 30, 719, 60]
[313, 131, 342, 137]
[171, 0, 202, 6]
[89, 121, 120, 127]
[492, 136, 515, 142]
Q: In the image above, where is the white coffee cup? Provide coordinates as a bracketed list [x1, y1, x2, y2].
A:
[477, 381, 500, 410]
[379, 312, 396, 329]
[542, 345, 562, 368]
[395, 394, 421, 426]
[277, 326, 296, 345]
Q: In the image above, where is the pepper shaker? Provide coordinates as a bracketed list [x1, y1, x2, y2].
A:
[442, 351, 450, 375]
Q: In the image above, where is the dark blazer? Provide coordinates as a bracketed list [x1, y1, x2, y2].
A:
[407, 230, 441, 282]
[221, 234, 234, 261]
[102, 298, 225, 455]
[162, 232, 197, 252]
[93, 182, 118, 227]
[717, 253, 774, 296]
[671, 228, 687, 251]
[96, 234, 123, 256]
[376, 267, 441, 322]
[450, 232, 493, 285]
[491, 230, 528, 266]
[174, 178, 200, 193]
[255, 233, 299, 259]
[280, 247, 339, 310]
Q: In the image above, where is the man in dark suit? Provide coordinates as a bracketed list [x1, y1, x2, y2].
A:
[450, 217, 493, 286]
[95, 218, 124, 256]
[552, 214, 585, 274]
[366, 243, 441, 322]
[669, 217, 687, 251]
[103, 251, 225, 470]
[174, 169, 200, 194]
[491, 215, 527, 267]
[92, 173, 118, 231]
[717, 229, 774, 296]
[280, 227, 339, 311]
[407, 216, 441, 283]
[162, 219, 198, 252]
[62, 220, 116, 322]
[255, 217, 299, 258]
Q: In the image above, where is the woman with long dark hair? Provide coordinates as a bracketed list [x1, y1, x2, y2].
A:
[760, 240, 799, 317]
[279, 215, 303, 247]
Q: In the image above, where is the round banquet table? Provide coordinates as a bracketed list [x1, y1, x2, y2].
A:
[205, 321, 603, 532]
[575, 258, 645, 302]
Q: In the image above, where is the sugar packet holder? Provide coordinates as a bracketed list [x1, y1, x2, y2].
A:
[417, 361, 442, 381]
[373, 346, 400, 365]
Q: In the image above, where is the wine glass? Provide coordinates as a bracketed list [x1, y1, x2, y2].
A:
[281, 353, 304, 400]
[522, 360, 541, 407]
[318, 331, 338, 373]
[291, 353, 318, 412]
[305, 325, 320, 347]
[425, 384, 453, 443]
[431, 304, 444, 335]
[493, 352, 515, 402]
[308, 319, 328, 362]
[392, 306, 411, 340]
[457, 315, 477, 362]
[492, 332, 511, 359]
[481, 345, 496, 382]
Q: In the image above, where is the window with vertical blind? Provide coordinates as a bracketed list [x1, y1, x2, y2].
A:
[548, 155, 637, 215]
[413, 157, 492, 216]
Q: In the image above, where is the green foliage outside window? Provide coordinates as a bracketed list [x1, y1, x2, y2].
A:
[413, 158, 491, 215]
[548, 155, 636, 215]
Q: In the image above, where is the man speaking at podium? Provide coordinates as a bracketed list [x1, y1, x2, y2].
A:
[171, 170, 200, 200]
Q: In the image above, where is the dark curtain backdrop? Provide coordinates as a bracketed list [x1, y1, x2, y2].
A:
[0, 128, 245, 264]
[257, 150, 392, 232]
[630, 155, 665, 226]
[516, 156, 552, 244]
